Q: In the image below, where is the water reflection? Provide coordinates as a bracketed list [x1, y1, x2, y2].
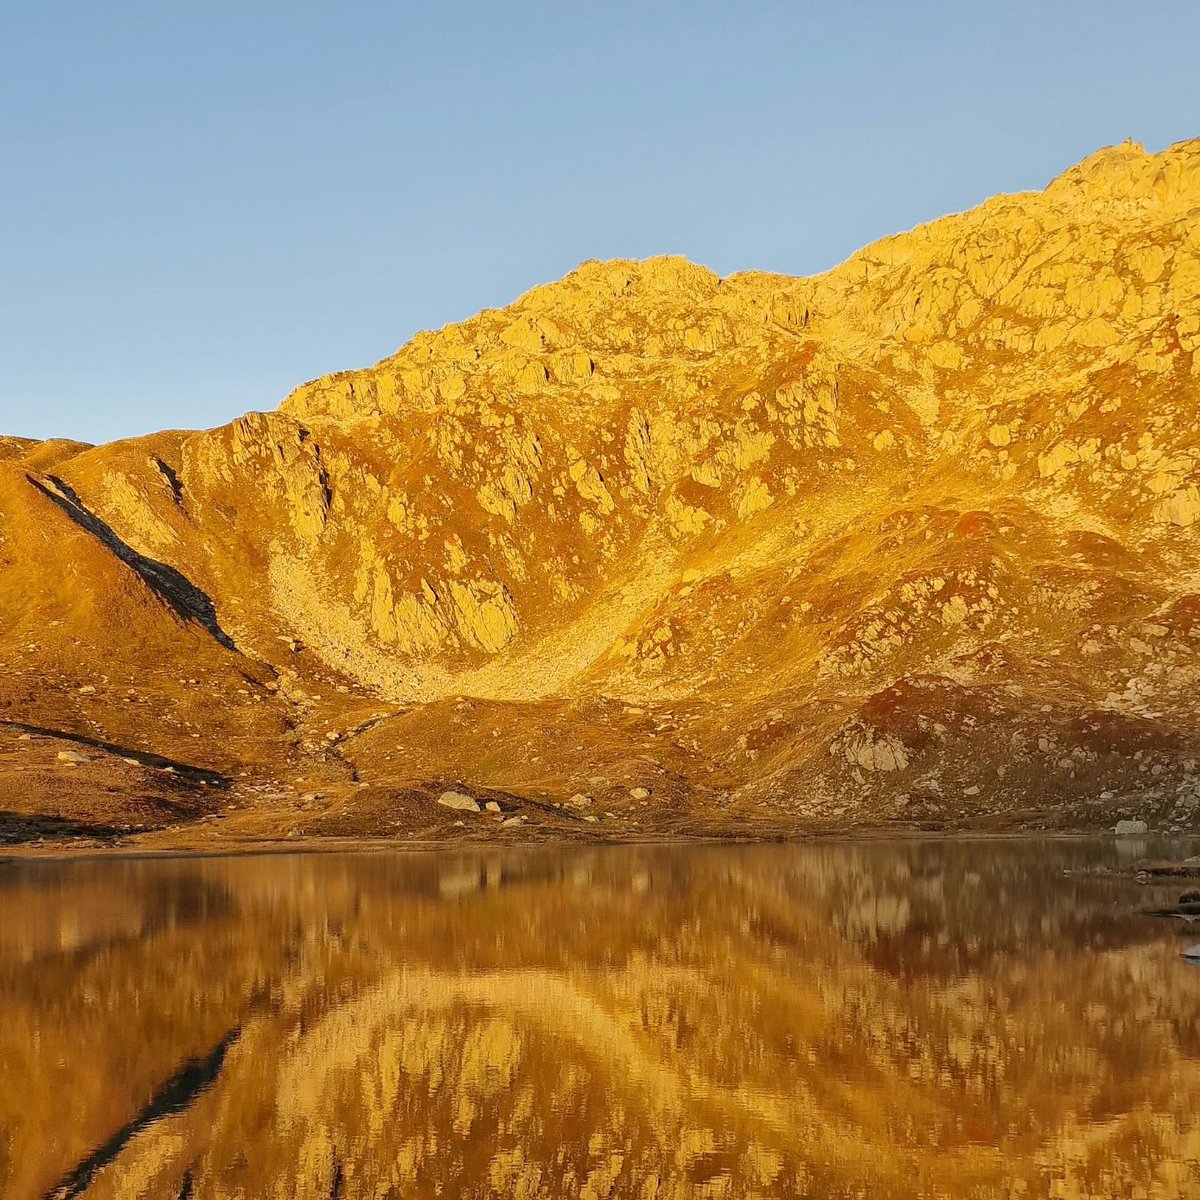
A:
[2, 840, 1199, 1199]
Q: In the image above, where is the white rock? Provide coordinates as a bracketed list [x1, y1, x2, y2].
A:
[630, 787, 651, 800]
[438, 791, 480, 813]
[1113, 818, 1148, 835]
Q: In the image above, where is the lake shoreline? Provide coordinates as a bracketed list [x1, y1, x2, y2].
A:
[1, 822, 1188, 865]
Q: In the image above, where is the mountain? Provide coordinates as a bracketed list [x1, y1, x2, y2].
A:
[3, 138, 1200, 848]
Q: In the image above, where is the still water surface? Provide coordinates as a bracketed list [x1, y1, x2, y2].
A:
[2, 839, 1200, 1199]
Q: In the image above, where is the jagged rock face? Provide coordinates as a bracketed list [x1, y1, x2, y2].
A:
[3, 138, 1200, 842]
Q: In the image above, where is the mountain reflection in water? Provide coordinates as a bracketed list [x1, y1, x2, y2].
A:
[2, 840, 1199, 1200]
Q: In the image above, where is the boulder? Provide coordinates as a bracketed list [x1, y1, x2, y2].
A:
[1114, 818, 1149, 835]
[438, 791, 480, 813]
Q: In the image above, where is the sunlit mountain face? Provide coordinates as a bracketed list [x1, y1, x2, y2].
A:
[4, 139, 1200, 848]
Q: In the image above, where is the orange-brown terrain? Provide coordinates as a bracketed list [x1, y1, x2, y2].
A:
[4, 138, 1200, 850]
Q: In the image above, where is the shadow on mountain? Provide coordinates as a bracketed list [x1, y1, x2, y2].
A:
[1, 720, 231, 789]
[26, 473, 237, 652]
[0, 812, 127, 845]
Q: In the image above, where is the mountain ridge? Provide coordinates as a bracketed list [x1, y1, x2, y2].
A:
[3, 136, 1200, 850]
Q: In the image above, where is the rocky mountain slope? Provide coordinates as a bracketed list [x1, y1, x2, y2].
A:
[3, 138, 1200, 848]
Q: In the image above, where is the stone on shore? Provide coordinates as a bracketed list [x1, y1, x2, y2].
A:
[438, 791, 480, 813]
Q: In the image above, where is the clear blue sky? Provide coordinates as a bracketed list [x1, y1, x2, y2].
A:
[3, 2, 1198, 444]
